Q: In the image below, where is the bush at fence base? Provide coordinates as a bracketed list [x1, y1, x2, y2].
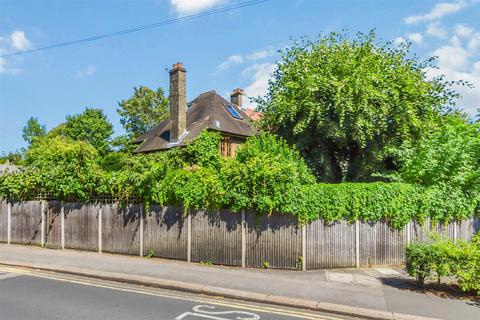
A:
[405, 233, 480, 296]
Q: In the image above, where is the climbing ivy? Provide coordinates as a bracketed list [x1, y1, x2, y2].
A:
[0, 131, 478, 228]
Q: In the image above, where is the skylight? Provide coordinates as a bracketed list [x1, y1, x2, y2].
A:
[225, 104, 242, 119]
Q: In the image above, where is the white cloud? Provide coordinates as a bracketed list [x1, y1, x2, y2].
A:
[393, 37, 406, 45]
[10, 30, 31, 51]
[407, 33, 424, 44]
[404, 0, 468, 25]
[0, 30, 31, 75]
[170, 0, 225, 15]
[244, 63, 275, 106]
[217, 47, 276, 72]
[427, 22, 448, 38]
[455, 24, 474, 38]
[247, 47, 275, 61]
[468, 32, 480, 51]
[75, 64, 96, 78]
[218, 54, 244, 71]
[428, 32, 480, 116]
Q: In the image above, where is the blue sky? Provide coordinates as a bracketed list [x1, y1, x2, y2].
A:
[1, 0, 479, 153]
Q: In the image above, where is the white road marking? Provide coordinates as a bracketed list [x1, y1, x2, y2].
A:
[0, 266, 342, 320]
[0, 273, 23, 280]
[176, 305, 260, 320]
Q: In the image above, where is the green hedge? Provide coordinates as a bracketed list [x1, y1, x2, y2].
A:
[405, 234, 480, 296]
[0, 132, 478, 228]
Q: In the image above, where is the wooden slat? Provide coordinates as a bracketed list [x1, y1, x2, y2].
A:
[245, 212, 301, 269]
[101, 203, 140, 255]
[191, 209, 242, 266]
[10, 201, 42, 245]
[64, 202, 98, 251]
[144, 205, 187, 260]
[307, 219, 356, 269]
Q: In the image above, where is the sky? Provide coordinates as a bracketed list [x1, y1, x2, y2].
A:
[0, 0, 479, 153]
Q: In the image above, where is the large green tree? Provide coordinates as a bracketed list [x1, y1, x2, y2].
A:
[398, 115, 480, 191]
[22, 117, 46, 145]
[257, 31, 461, 182]
[117, 86, 169, 138]
[63, 108, 113, 154]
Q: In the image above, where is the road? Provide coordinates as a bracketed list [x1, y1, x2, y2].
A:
[0, 266, 350, 320]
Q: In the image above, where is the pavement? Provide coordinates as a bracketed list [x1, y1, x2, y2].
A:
[0, 244, 478, 320]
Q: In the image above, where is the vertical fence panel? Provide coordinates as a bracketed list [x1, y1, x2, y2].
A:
[457, 217, 475, 241]
[359, 220, 407, 267]
[0, 200, 7, 243]
[101, 203, 140, 255]
[144, 206, 187, 260]
[10, 201, 42, 245]
[45, 201, 62, 249]
[410, 218, 431, 243]
[64, 202, 98, 251]
[246, 212, 301, 269]
[307, 219, 356, 269]
[191, 209, 242, 266]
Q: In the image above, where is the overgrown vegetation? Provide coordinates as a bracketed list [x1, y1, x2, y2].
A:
[405, 234, 480, 296]
[257, 31, 466, 182]
[0, 131, 478, 228]
[1, 30, 479, 230]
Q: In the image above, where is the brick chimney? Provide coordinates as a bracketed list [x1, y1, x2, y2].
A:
[230, 88, 244, 107]
[169, 62, 187, 141]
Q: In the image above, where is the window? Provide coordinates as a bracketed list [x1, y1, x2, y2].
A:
[219, 137, 236, 158]
[225, 104, 242, 119]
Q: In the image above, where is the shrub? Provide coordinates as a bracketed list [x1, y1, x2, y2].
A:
[405, 234, 480, 296]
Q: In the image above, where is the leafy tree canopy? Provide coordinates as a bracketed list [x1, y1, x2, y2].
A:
[22, 117, 46, 145]
[117, 86, 169, 138]
[257, 31, 462, 182]
[397, 115, 480, 192]
[61, 108, 113, 154]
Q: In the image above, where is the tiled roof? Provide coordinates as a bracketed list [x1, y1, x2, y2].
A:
[134, 91, 256, 153]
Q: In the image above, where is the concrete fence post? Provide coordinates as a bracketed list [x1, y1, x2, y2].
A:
[7, 201, 11, 245]
[453, 220, 457, 243]
[355, 219, 360, 268]
[241, 209, 246, 268]
[60, 201, 65, 250]
[139, 203, 144, 258]
[40, 200, 45, 247]
[406, 221, 411, 245]
[98, 206, 102, 254]
[302, 224, 307, 271]
[187, 208, 192, 263]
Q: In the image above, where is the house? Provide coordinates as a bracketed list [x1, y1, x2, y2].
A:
[133, 63, 256, 158]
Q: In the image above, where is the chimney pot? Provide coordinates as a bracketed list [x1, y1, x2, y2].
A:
[230, 88, 244, 107]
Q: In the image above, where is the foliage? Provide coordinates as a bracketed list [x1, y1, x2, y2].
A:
[184, 131, 222, 169]
[455, 234, 480, 295]
[222, 133, 315, 214]
[111, 135, 137, 154]
[0, 150, 23, 165]
[62, 108, 114, 155]
[1, 130, 478, 228]
[405, 234, 480, 296]
[117, 86, 169, 138]
[405, 239, 456, 286]
[0, 137, 102, 200]
[257, 31, 462, 182]
[397, 115, 480, 192]
[22, 117, 46, 145]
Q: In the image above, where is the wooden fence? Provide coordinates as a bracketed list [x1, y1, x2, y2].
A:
[0, 200, 478, 270]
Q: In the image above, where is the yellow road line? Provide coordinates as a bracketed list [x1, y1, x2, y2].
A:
[0, 266, 342, 320]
